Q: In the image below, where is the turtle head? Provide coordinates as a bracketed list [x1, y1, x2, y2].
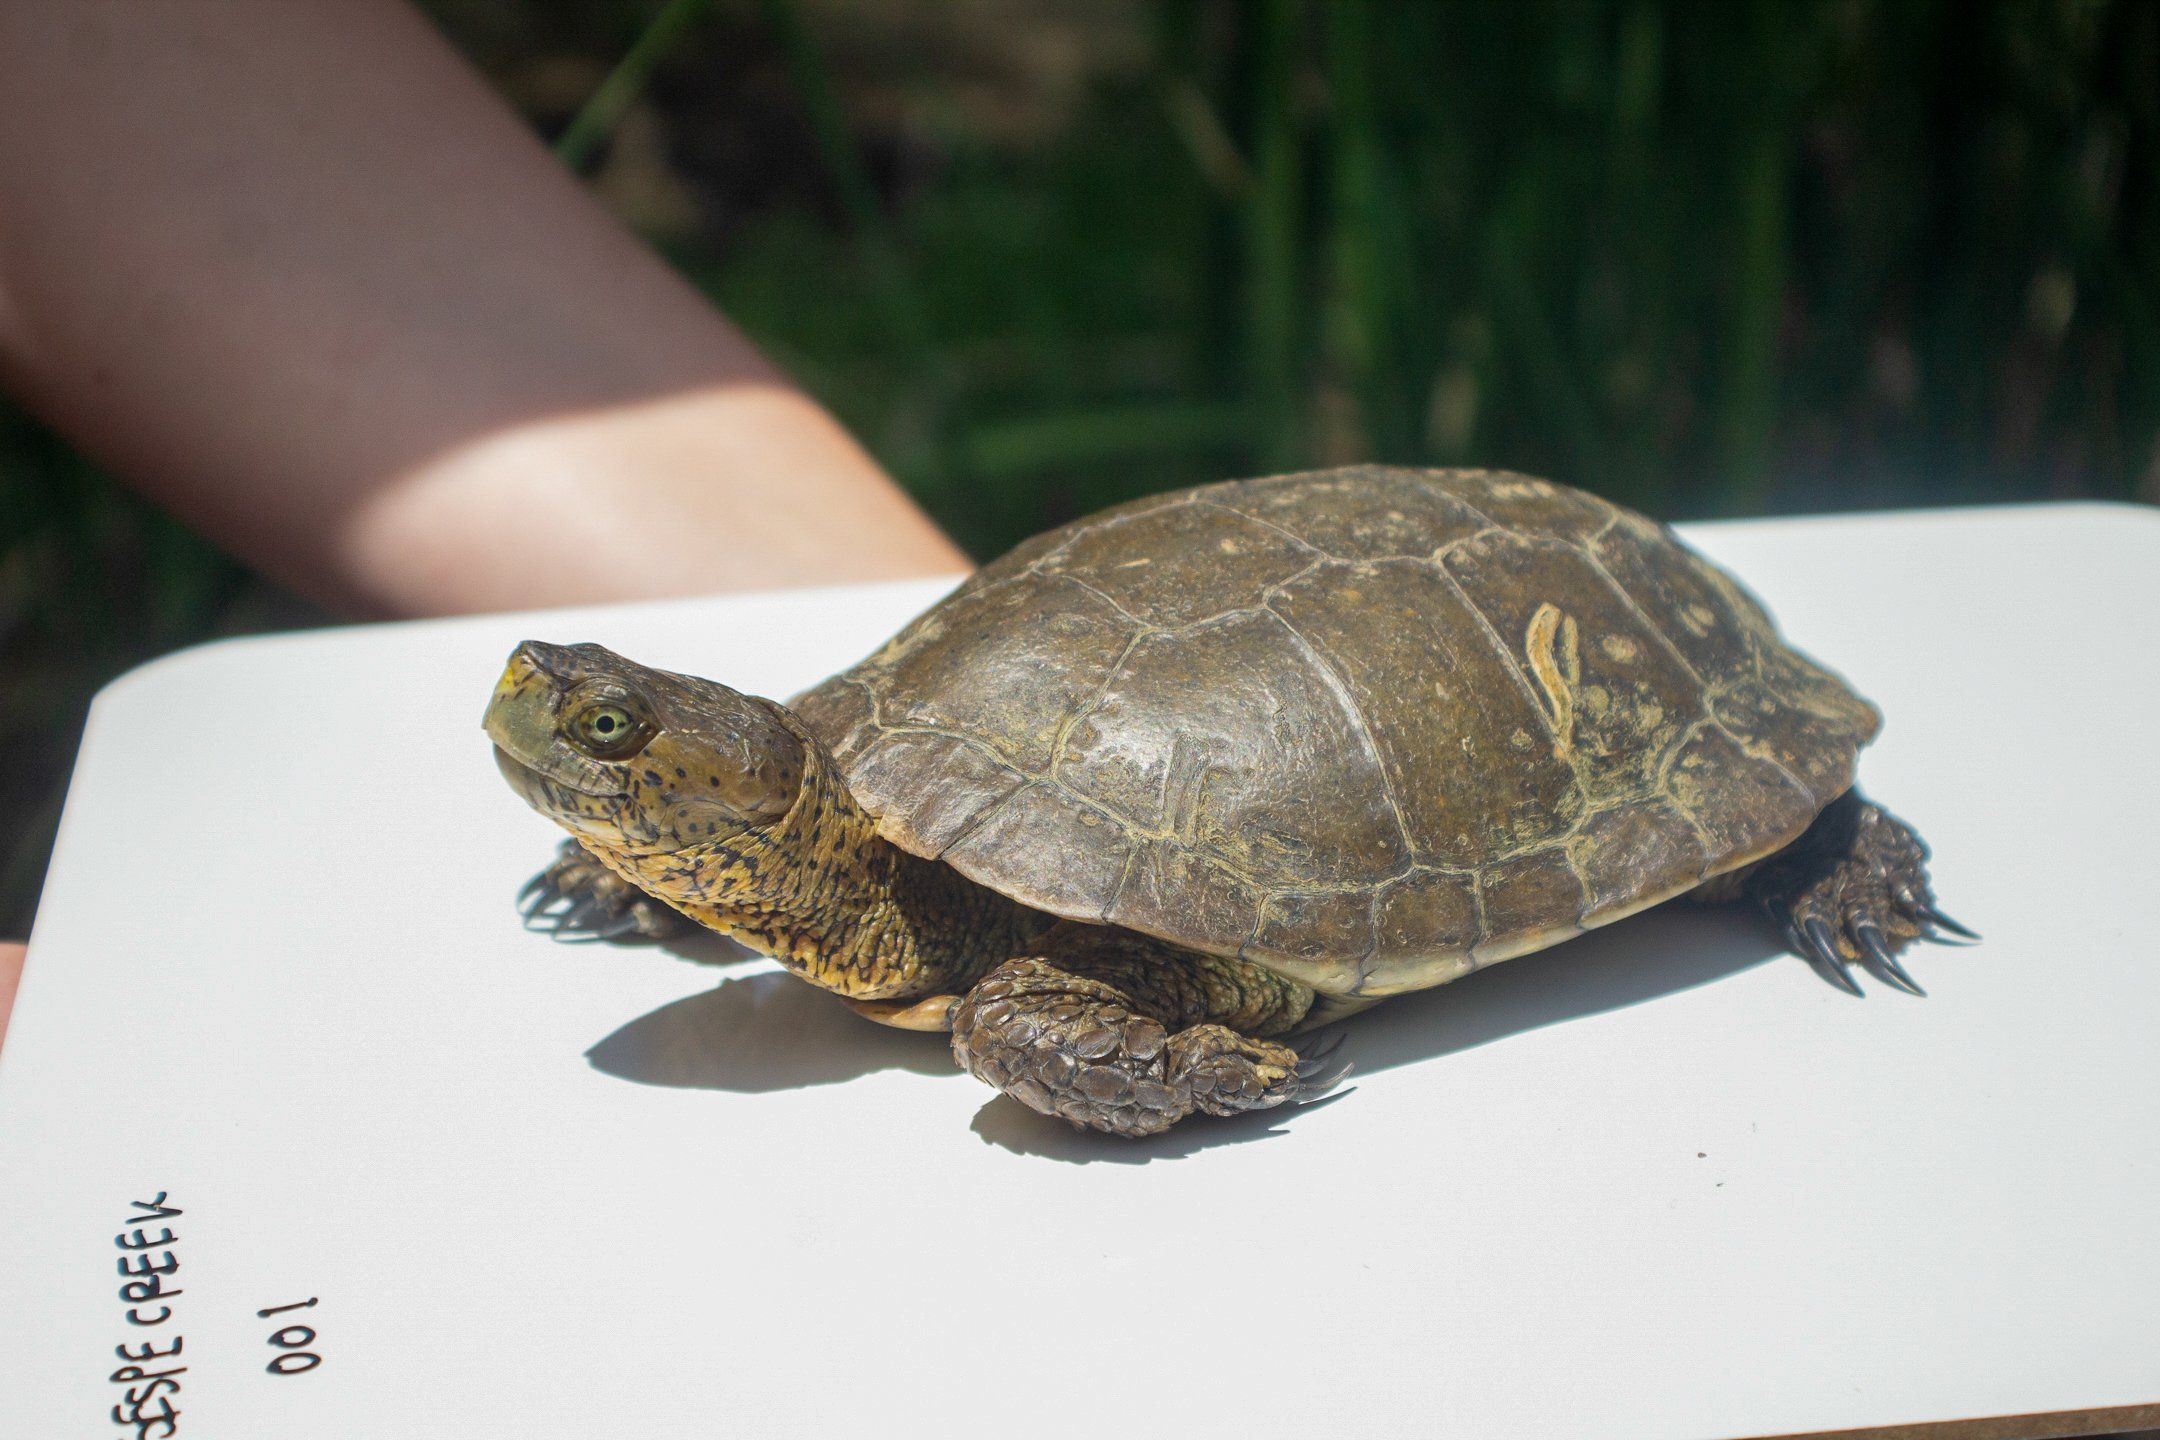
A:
[484, 641, 807, 857]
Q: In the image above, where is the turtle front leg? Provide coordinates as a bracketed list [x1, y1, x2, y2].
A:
[948, 929, 1350, 1138]
[1741, 790, 1975, 995]
[518, 838, 691, 942]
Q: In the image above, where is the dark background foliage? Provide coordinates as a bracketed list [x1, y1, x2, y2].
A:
[3, 0, 2156, 934]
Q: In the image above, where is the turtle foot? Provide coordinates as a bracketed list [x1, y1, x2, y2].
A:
[951, 959, 1347, 1138]
[518, 838, 688, 942]
[1747, 791, 1974, 996]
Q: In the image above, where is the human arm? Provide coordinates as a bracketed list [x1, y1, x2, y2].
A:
[0, 0, 968, 617]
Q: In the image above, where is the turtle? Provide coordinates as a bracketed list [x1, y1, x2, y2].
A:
[484, 465, 1970, 1138]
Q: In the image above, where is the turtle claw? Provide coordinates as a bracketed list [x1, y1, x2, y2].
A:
[1292, 1030, 1347, 1078]
[1288, 1030, 1354, 1102]
[586, 911, 650, 941]
[522, 903, 572, 935]
[1295, 1059, 1356, 1103]
[1917, 903, 1978, 941]
[518, 879, 563, 921]
[557, 896, 609, 933]
[521, 895, 569, 930]
[1854, 923, 1926, 996]
[545, 907, 659, 944]
[538, 893, 648, 944]
[1796, 918, 1863, 996]
[515, 841, 689, 943]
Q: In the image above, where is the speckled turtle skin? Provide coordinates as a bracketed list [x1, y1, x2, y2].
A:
[791, 465, 1881, 1000]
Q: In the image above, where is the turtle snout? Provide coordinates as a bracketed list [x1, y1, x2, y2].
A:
[484, 645, 570, 762]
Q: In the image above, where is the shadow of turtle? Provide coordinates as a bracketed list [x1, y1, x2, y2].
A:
[585, 969, 953, 1092]
[586, 902, 1790, 1146]
[967, 1086, 1357, 1164]
[1342, 903, 1785, 1078]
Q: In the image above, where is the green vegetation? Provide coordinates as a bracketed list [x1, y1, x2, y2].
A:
[2, 0, 2155, 930]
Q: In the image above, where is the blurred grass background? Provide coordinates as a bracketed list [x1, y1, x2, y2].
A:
[3, 0, 2157, 936]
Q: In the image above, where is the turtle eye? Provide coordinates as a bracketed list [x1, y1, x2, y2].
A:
[568, 703, 651, 759]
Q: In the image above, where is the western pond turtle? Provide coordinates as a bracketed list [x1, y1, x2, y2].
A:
[485, 467, 1968, 1137]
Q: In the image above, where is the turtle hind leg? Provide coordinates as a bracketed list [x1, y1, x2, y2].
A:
[1742, 790, 1974, 996]
[519, 838, 690, 942]
[949, 940, 1350, 1138]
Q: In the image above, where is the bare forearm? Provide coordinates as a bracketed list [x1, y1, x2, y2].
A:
[0, 0, 965, 615]
[0, 943, 19, 1049]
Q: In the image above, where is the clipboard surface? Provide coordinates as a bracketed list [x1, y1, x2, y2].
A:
[4, 504, 2155, 1439]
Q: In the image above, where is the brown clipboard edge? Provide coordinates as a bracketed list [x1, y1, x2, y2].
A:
[1744, 1402, 2160, 1440]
